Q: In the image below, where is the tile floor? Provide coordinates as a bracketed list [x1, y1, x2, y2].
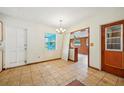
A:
[0, 58, 124, 86]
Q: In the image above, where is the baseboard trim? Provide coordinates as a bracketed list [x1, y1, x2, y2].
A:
[68, 59, 75, 62]
[89, 66, 100, 71]
[3, 58, 61, 70]
[27, 58, 61, 65]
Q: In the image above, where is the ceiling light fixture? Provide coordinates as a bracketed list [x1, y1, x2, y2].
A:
[56, 18, 66, 34]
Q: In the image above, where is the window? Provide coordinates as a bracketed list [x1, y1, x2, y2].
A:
[105, 24, 123, 51]
[45, 33, 56, 50]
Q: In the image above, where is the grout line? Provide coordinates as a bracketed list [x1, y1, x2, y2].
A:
[115, 77, 119, 86]
[30, 66, 33, 86]
[95, 73, 106, 85]
[18, 70, 22, 86]
[19, 70, 22, 86]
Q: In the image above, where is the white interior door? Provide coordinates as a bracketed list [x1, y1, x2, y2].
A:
[0, 22, 3, 72]
[62, 32, 70, 61]
[5, 27, 27, 68]
[0, 51, 2, 72]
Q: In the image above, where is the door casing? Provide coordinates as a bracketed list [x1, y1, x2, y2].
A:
[69, 27, 90, 67]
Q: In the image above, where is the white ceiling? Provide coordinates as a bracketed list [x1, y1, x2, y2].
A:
[0, 7, 123, 28]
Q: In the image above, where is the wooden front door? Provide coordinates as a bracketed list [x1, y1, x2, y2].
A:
[101, 20, 124, 77]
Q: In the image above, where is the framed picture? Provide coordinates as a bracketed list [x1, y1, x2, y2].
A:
[45, 33, 56, 50]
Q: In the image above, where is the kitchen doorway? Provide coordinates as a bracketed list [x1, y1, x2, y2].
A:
[69, 28, 90, 68]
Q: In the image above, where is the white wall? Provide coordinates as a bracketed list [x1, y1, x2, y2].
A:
[67, 8, 124, 69]
[27, 24, 63, 64]
[2, 16, 63, 68]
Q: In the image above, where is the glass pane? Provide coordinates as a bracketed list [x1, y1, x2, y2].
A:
[107, 39, 111, 43]
[111, 38, 120, 43]
[107, 38, 120, 43]
[107, 33, 111, 38]
[107, 25, 121, 33]
[112, 44, 120, 49]
[111, 32, 121, 37]
[107, 44, 111, 49]
[107, 32, 120, 38]
[107, 44, 120, 49]
[106, 24, 122, 51]
[111, 25, 121, 32]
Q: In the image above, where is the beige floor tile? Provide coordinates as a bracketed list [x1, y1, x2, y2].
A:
[8, 75, 21, 82]
[0, 74, 10, 86]
[76, 74, 88, 82]
[0, 59, 123, 86]
[116, 77, 124, 86]
[32, 77, 46, 86]
[31, 70, 41, 76]
[0, 78, 9, 86]
[92, 70, 105, 77]
[102, 73, 118, 85]
[45, 79, 57, 86]
[20, 73, 33, 86]
[97, 78, 115, 86]
[20, 78, 33, 86]
[7, 79, 20, 86]
[32, 75, 42, 81]
[83, 75, 101, 86]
